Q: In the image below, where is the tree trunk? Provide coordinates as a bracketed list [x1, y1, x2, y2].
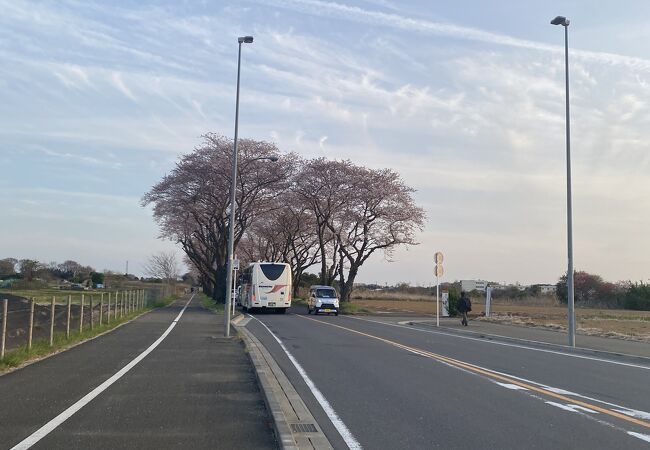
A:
[214, 265, 228, 303]
[340, 265, 359, 302]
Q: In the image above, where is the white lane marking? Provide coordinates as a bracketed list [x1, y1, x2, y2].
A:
[248, 315, 363, 450]
[11, 295, 195, 450]
[546, 402, 597, 414]
[570, 405, 600, 414]
[614, 409, 650, 420]
[346, 316, 650, 371]
[628, 432, 650, 443]
[486, 369, 649, 417]
[495, 382, 528, 391]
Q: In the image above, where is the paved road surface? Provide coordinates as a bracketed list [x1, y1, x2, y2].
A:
[245, 305, 650, 449]
[0, 295, 276, 450]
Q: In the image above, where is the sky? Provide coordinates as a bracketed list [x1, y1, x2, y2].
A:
[1, 0, 649, 285]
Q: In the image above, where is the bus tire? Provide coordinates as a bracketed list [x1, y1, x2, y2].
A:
[277, 308, 287, 314]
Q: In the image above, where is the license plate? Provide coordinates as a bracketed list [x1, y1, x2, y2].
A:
[268, 302, 276, 306]
[321, 309, 333, 312]
[260, 296, 268, 301]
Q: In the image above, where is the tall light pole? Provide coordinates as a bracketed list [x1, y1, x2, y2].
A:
[551, 15, 575, 347]
[225, 35, 253, 338]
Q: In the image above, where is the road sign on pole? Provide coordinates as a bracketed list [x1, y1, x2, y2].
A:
[434, 252, 444, 264]
[434, 252, 444, 327]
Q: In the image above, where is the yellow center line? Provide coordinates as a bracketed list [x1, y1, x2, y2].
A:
[295, 314, 650, 430]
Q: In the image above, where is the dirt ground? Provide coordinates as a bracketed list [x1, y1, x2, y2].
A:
[351, 297, 650, 342]
[0, 294, 130, 351]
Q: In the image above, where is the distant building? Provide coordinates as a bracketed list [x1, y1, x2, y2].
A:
[539, 284, 556, 295]
[461, 280, 488, 293]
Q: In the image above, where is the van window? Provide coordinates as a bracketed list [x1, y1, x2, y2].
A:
[260, 264, 286, 281]
[316, 288, 336, 298]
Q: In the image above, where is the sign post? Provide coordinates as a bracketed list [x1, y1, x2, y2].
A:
[232, 257, 239, 316]
[485, 286, 492, 318]
[441, 291, 449, 317]
[434, 252, 444, 327]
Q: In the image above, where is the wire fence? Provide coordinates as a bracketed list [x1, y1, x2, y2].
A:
[0, 287, 171, 361]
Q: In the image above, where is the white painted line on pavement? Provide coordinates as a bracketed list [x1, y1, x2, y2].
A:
[546, 401, 597, 414]
[614, 408, 650, 420]
[248, 315, 363, 450]
[346, 316, 650, 371]
[11, 295, 195, 450]
[495, 382, 528, 391]
[628, 432, 650, 443]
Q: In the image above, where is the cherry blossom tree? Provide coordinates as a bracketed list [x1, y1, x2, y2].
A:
[142, 134, 296, 301]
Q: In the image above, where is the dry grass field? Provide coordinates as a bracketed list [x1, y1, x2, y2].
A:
[350, 292, 650, 342]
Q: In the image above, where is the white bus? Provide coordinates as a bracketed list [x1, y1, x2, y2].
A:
[239, 262, 292, 313]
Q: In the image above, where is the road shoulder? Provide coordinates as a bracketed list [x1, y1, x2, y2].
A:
[234, 315, 333, 450]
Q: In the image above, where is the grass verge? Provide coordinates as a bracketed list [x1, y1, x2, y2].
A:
[340, 302, 373, 315]
[200, 293, 225, 313]
[0, 294, 179, 373]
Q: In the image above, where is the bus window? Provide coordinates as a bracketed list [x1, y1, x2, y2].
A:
[260, 264, 286, 281]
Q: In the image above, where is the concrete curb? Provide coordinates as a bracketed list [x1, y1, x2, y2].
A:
[235, 322, 333, 450]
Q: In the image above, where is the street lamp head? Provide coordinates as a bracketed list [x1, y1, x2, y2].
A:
[268, 156, 279, 162]
[551, 16, 569, 26]
[238, 36, 254, 44]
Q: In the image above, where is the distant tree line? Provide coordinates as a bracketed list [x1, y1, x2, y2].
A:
[143, 134, 426, 303]
[557, 271, 650, 311]
[0, 256, 193, 289]
[0, 258, 99, 285]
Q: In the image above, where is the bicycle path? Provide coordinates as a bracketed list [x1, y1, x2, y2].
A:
[0, 295, 276, 449]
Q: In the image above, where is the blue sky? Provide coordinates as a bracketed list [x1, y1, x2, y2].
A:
[1, 0, 649, 285]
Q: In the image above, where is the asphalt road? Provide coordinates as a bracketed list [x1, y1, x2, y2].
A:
[0, 295, 276, 450]
[245, 304, 650, 449]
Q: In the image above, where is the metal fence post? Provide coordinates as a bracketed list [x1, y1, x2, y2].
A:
[90, 295, 94, 331]
[50, 296, 56, 347]
[79, 294, 84, 333]
[107, 292, 111, 323]
[28, 298, 35, 351]
[1, 299, 7, 360]
[100, 293, 104, 326]
[66, 295, 71, 339]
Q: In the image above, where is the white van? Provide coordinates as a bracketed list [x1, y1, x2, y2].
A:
[240, 262, 292, 313]
[307, 285, 339, 316]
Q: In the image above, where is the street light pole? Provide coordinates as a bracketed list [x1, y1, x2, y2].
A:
[551, 16, 575, 347]
[225, 36, 253, 338]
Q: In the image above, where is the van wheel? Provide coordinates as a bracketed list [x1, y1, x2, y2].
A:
[307, 307, 312, 315]
[335, 311, 339, 316]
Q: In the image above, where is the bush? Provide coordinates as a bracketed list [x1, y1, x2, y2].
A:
[556, 271, 621, 307]
[447, 288, 460, 317]
[620, 282, 650, 311]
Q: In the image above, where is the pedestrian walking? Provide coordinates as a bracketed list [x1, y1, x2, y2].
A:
[458, 291, 471, 326]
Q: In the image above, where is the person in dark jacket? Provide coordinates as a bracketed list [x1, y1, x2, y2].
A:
[458, 291, 471, 326]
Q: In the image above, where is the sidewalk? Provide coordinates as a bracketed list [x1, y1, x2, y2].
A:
[1, 295, 277, 449]
[408, 317, 650, 360]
